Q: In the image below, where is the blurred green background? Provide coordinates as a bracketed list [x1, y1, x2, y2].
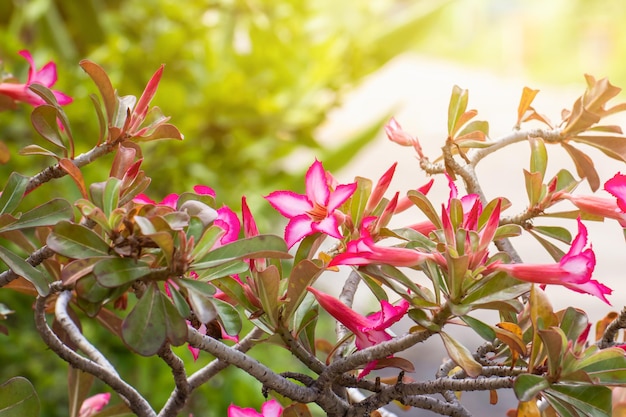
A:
[1, 0, 625, 416]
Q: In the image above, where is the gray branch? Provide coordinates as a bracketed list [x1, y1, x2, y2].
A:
[34, 285, 155, 417]
[54, 290, 118, 375]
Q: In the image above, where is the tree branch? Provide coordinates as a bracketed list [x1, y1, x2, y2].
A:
[599, 306, 626, 349]
[186, 327, 317, 403]
[35, 284, 155, 417]
[55, 290, 118, 375]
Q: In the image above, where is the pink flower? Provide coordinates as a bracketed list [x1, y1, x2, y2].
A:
[265, 160, 357, 248]
[307, 286, 409, 377]
[78, 393, 110, 417]
[366, 162, 397, 213]
[0, 50, 72, 106]
[556, 173, 626, 226]
[493, 218, 612, 304]
[384, 118, 424, 158]
[228, 399, 283, 417]
[329, 221, 433, 267]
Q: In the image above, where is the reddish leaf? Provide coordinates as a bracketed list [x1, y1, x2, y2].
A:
[561, 142, 600, 191]
[517, 87, 540, 125]
[59, 159, 88, 199]
[80, 60, 116, 123]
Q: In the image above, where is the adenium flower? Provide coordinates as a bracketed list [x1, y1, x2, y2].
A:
[329, 218, 434, 267]
[385, 117, 424, 158]
[227, 399, 282, 417]
[493, 218, 612, 304]
[0, 50, 72, 107]
[557, 172, 626, 226]
[134, 185, 219, 227]
[78, 393, 110, 417]
[307, 286, 409, 377]
[265, 159, 357, 248]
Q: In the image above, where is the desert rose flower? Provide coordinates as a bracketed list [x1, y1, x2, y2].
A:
[265, 159, 356, 248]
[493, 218, 612, 304]
[329, 221, 434, 268]
[556, 172, 626, 226]
[0, 50, 72, 106]
[78, 393, 110, 417]
[228, 399, 283, 417]
[307, 286, 409, 377]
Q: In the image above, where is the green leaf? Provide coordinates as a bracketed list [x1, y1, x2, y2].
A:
[283, 260, 323, 321]
[527, 229, 566, 262]
[47, 221, 110, 258]
[460, 315, 496, 342]
[552, 169, 579, 193]
[531, 225, 572, 244]
[168, 284, 191, 319]
[349, 176, 372, 230]
[546, 384, 612, 417]
[448, 85, 469, 136]
[122, 283, 187, 356]
[195, 260, 249, 281]
[574, 347, 626, 384]
[528, 136, 548, 179]
[0, 376, 40, 417]
[18, 144, 61, 160]
[187, 287, 218, 324]
[257, 265, 281, 328]
[514, 374, 550, 402]
[440, 331, 482, 377]
[192, 234, 290, 269]
[0, 247, 49, 296]
[493, 224, 522, 240]
[539, 328, 567, 379]
[93, 258, 153, 287]
[524, 169, 544, 207]
[0, 173, 28, 215]
[103, 177, 121, 217]
[0, 199, 73, 232]
[461, 272, 530, 306]
[214, 298, 242, 337]
[189, 225, 226, 262]
[407, 190, 442, 229]
[30, 105, 66, 151]
[558, 307, 588, 343]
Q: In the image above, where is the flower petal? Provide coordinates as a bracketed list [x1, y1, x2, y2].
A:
[605, 172, 626, 212]
[32, 61, 58, 87]
[18, 50, 36, 83]
[312, 215, 342, 239]
[285, 215, 314, 248]
[327, 182, 357, 212]
[367, 299, 409, 330]
[305, 160, 330, 206]
[265, 190, 312, 218]
[260, 400, 283, 417]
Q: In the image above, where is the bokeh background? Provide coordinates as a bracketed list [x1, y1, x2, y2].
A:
[1, 0, 625, 416]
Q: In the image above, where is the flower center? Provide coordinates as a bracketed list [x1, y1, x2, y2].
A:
[307, 202, 328, 221]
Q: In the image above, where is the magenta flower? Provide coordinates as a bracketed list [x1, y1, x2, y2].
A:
[0, 50, 72, 107]
[307, 286, 409, 377]
[493, 218, 612, 304]
[558, 172, 626, 226]
[228, 399, 283, 417]
[329, 221, 434, 267]
[78, 393, 111, 417]
[265, 160, 357, 248]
